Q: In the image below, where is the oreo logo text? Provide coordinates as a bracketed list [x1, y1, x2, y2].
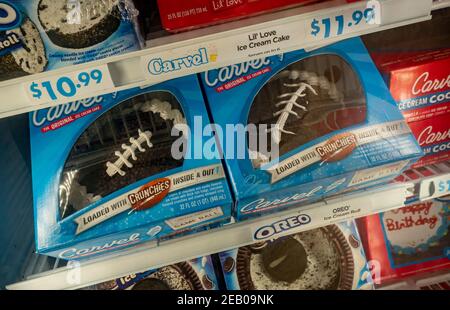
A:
[254, 214, 311, 240]
[0, 1, 21, 30]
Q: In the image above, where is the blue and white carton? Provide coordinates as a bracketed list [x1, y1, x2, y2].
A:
[30, 74, 232, 260]
[92, 255, 219, 290]
[201, 37, 423, 220]
[0, 0, 141, 81]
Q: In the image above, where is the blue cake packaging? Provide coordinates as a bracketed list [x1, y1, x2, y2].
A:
[92, 255, 219, 290]
[218, 220, 374, 290]
[0, 0, 141, 82]
[200, 37, 423, 220]
[30, 74, 232, 260]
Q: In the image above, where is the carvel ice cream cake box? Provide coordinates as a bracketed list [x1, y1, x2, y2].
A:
[201, 37, 423, 220]
[30, 74, 232, 260]
[0, 0, 141, 82]
[218, 220, 374, 290]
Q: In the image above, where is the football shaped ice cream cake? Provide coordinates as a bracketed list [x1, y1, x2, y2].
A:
[248, 54, 367, 168]
[59, 92, 186, 219]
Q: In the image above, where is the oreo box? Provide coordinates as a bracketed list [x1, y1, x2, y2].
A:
[92, 256, 219, 290]
[0, 0, 141, 82]
[201, 37, 423, 220]
[30, 74, 232, 260]
[218, 220, 374, 290]
[357, 198, 450, 285]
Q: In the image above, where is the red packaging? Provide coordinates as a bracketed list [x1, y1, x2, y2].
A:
[357, 199, 450, 285]
[157, 0, 322, 32]
[408, 114, 450, 168]
[373, 49, 450, 168]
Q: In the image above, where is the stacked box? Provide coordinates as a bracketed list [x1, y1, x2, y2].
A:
[370, 48, 450, 168]
[201, 37, 423, 220]
[30, 74, 232, 260]
[0, 0, 142, 82]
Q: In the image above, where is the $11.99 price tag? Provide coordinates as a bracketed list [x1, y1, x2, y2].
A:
[419, 175, 450, 200]
[306, 2, 380, 42]
[24, 65, 114, 104]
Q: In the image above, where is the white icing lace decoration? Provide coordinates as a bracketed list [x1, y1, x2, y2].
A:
[251, 70, 332, 168]
[106, 129, 153, 177]
[288, 70, 342, 101]
[268, 81, 318, 145]
[141, 98, 186, 127]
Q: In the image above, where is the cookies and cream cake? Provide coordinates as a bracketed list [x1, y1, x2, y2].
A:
[250, 232, 342, 290]
[0, 17, 47, 81]
[236, 226, 354, 290]
[220, 222, 374, 290]
[1, 0, 141, 82]
[37, 0, 123, 48]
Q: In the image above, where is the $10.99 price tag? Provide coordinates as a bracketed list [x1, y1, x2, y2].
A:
[306, 2, 380, 42]
[24, 65, 114, 104]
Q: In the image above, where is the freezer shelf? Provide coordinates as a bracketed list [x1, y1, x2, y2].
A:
[5, 182, 412, 290]
[6, 159, 450, 290]
[0, 0, 433, 119]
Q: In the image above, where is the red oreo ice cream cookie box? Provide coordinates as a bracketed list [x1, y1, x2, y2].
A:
[374, 49, 450, 168]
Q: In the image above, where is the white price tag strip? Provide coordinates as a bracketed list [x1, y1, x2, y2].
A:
[305, 1, 381, 42]
[419, 173, 450, 200]
[140, 23, 304, 82]
[251, 183, 410, 242]
[24, 64, 114, 105]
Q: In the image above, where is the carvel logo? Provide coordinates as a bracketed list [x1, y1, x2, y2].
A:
[241, 177, 347, 214]
[412, 72, 450, 97]
[32, 96, 104, 127]
[417, 126, 450, 146]
[58, 233, 141, 259]
[253, 214, 311, 240]
[0, 1, 22, 30]
[129, 178, 171, 211]
[410, 117, 450, 147]
[204, 57, 271, 87]
[148, 48, 209, 75]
